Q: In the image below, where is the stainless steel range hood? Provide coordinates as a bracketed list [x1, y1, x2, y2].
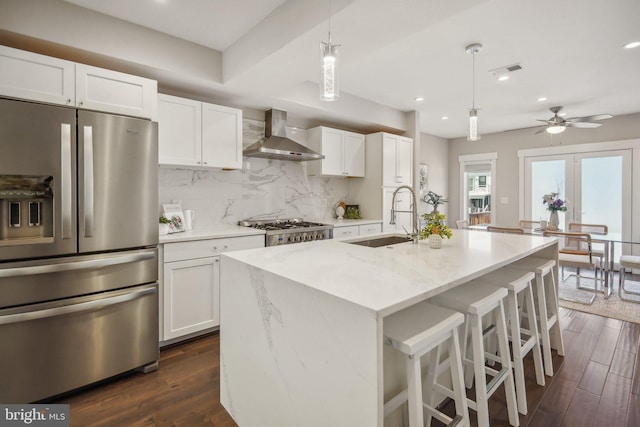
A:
[243, 109, 324, 161]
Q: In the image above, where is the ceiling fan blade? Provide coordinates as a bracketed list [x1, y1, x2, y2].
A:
[536, 119, 552, 124]
[567, 122, 602, 128]
[535, 127, 547, 134]
[567, 114, 613, 123]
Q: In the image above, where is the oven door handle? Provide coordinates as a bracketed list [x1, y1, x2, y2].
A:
[0, 251, 155, 278]
[0, 285, 156, 325]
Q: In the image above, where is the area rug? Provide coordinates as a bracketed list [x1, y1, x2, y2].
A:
[558, 272, 640, 324]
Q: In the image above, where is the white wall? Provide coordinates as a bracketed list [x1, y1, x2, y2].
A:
[419, 133, 449, 218]
[447, 112, 640, 226]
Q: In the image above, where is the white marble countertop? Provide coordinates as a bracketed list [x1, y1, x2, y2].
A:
[320, 218, 383, 227]
[223, 229, 557, 317]
[159, 224, 265, 243]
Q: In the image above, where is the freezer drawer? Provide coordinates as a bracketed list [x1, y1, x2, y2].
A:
[0, 283, 159, 403]
[0, 248, 157, 309]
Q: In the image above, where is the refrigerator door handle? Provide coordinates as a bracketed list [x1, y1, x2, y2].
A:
[61, 123, 72, 239]
[0, 251, 155, 278]
[0, 285, 156, 325]
[83, 125, 94, 237]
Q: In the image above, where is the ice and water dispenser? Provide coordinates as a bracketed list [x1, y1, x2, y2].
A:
[0, 175, 53, 242]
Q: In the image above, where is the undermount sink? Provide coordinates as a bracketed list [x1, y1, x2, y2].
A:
[346, 235, 413, 248]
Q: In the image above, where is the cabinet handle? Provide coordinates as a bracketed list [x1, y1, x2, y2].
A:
[204, 162, 208, 165]
[66, 98, 72, 104]
[223, 245, 228, 249]
[213, 246, 218, 250]
[78, 101, 84, 106]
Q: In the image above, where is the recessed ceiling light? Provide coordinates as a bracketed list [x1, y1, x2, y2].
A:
[623, 41, 640, 49]
[537, 97, 547, 102]
[441, 116, 448, 120]
[497, 75, 510, 81]
[414, 97, 424, 102]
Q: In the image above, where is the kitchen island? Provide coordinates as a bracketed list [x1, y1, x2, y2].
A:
[219, 229, 558, 427]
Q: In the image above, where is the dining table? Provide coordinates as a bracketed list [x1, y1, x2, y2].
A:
[464, 224, 639, 299]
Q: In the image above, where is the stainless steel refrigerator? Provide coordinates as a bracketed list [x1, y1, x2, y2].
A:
[0, 97, 159, 403]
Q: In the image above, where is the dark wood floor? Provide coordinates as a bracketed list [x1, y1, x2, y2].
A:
[52, 307, 640, 427]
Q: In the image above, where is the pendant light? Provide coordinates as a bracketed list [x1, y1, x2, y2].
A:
[466, 43, 482, 141]
[320, 1, 340, 101]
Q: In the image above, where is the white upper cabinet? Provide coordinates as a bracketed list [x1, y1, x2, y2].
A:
[0, 46, 157, 119]
[0, 45, 75, 106]
[202, 102, 243, 169]
[158, 94, 202, 166]
[158, 94, 242, 169]
[349, 132, 413, 224]
[307, 126, 365, 177]
[382, 133, 413, 186]
[75, 64, 157, 119]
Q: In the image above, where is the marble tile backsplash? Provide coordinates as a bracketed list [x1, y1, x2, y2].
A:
[158, 118, 350, 227]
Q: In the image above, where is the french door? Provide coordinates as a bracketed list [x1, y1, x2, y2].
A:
[523, 149, 632, 259]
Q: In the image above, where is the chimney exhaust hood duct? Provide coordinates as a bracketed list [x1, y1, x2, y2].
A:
[243, 109, 324, 161]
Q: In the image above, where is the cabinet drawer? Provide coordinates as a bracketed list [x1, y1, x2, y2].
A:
[164, 235, 264, 262]
[359, 223, 382, 236]
[333, 226, 359, 238]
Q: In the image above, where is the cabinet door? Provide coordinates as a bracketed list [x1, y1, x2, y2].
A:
[158, 94, 202, 166]
[359, 223, 382, 236]
[163, 257, 219, 340]
[202, 103, 242, 169]
[333, 225, 359, 238]
[0, 45, 75, 106]
[75, 63, 157, 119]
[396, 137, 413, 186]
[321, 128, 345, 176]
[343, 131, 365, 177]
[382, 188, 413, 232]
[382, 135, 399, 186]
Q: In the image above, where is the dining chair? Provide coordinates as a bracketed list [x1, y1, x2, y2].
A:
[487, 226, 524, 234]
[567, 223, 608, 268]
[543, 231, 600, 304]
[456, 220, 469, 229]
[519, 220, 541, 231]
[619, 256, 640, 303]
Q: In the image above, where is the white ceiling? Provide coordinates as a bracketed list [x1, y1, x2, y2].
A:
[65, 0, 640, 139]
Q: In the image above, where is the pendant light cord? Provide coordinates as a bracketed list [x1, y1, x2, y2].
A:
[472, 52, 476, 110]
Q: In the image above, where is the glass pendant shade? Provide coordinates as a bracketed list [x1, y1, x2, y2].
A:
[546, 125, 566, 134]
[467, 108, 480, 141]
[320, 41, 339, 101]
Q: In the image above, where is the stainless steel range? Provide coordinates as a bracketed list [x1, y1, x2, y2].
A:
[240, 218, 333, 246]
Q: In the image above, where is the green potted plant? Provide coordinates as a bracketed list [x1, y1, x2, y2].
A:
[420, 211, 452, 249]
[159, 215, 171, 235]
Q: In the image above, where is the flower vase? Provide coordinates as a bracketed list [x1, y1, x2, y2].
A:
[159, 223, 169, 236]
[549, 211, 559, 230]
[428, 234, 442, 249]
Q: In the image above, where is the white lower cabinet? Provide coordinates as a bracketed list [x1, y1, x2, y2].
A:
[333, 222, 383, 238]
[160, 234, 263, 343]
[163, 256, 219, 340]
[333, 225, 359, 238]
[359, 223, 383, 236]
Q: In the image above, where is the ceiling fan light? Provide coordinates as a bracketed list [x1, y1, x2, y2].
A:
[546, 125, 566, 134]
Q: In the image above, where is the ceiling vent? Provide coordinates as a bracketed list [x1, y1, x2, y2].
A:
[489, 63, 523, 77]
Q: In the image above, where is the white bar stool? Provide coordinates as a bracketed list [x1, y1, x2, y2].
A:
[384, 301, 470, 427]
[474, 269, 545, 415]
[430, 281, 519, 427]
[508, 258, 565, 376]
[619, 255, 640, 302]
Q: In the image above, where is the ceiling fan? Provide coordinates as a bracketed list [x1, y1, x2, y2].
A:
[535, 106, 613, 134]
